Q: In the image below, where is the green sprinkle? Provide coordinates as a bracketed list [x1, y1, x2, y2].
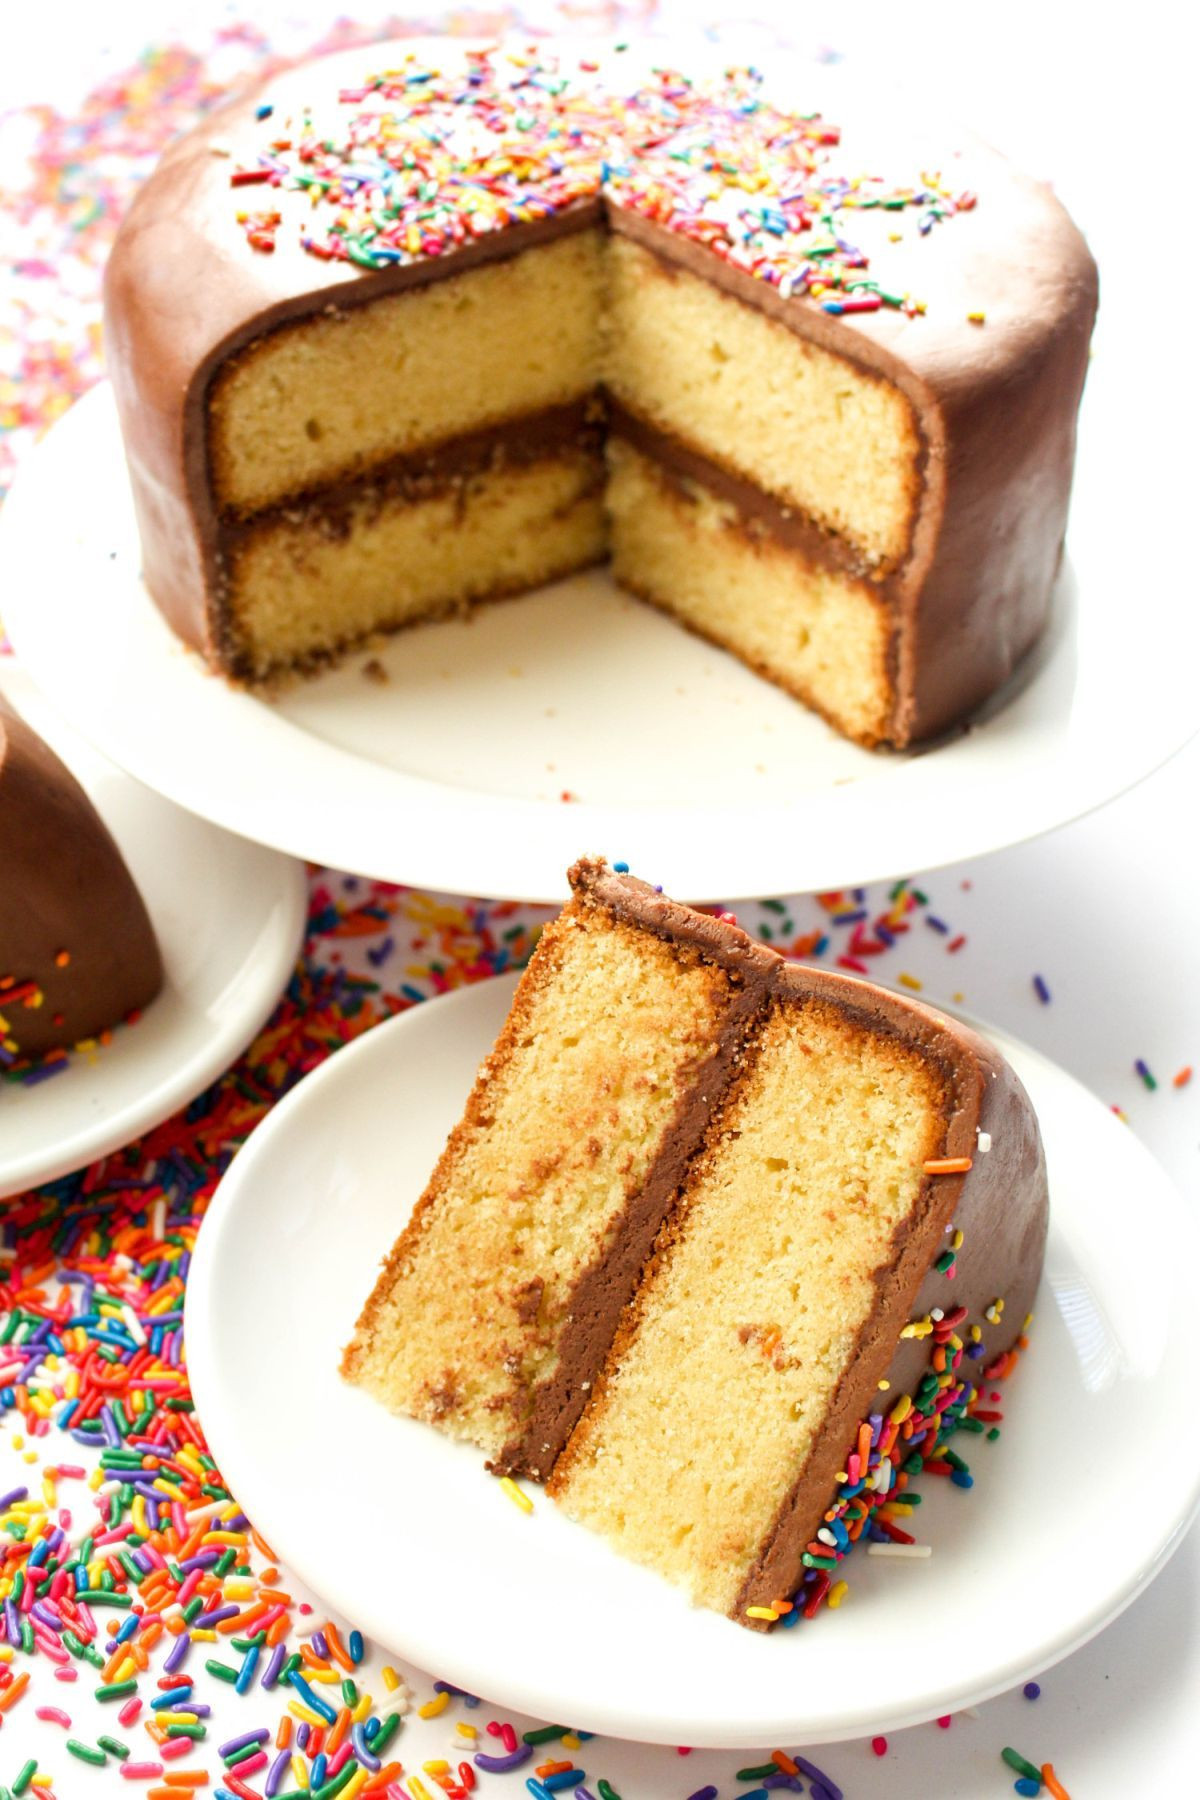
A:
[987, 1426, 1002, 1441]
[66, 1741, 108, 1767]
[95, 1679, 139, 1701]
[206, 1658, 239, 1683]
[524, 1725, 570, 1745]
[225, 1740, 262, 1767]
[76, 1588, 131, 1608]
[214, 1548, 237, 1576]
[310, 1760, 359, 1800]
[97, 1736, 130, 1759]
[801, 1552, 839, 1571]
[1001, 1747, 1044, 1783]
[165, 1722, 207, 1740]
[934, 1250, 957, 1273]
[597, 1784, 623, 1800]
[736, 1765, 779, 1781]
[13, 1763, 37, 1798]
[341, 1679, 359, 1706]
[370, 1713, 402, 1755]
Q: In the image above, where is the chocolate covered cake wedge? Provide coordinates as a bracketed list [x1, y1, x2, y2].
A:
[345, 862, 1047, 1626]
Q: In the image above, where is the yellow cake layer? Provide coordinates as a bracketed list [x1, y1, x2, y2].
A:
[227, 450, 605, 676]
[549, 995, 946, 1613]
[605, 438, 893, 746]
[342, 901, 737, 1461]
[210, 228, 606, 514]
[604, 234, 920, 571]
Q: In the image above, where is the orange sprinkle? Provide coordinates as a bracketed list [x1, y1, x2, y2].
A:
[326, 1707, 352, 1756]
[856, 1422, 872, 1468]
[266, 1614, 291, 1647]
[362, 1768, 404, 1797]
[536, 1763, 573, 1778]
[772, 1751, 800, 1776]
[323, 1623, 356, 1672]
[276, 1717, 293, 1750]
[1041, 1765, 1071, 1800]
[923, 1157, 973, 1174]
[0, 1671, 29, 1710]
[1174, 1066, 1193, 1088]
[163, 1776, 210, 1789]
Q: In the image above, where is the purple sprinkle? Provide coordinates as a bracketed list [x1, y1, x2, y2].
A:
[925, 915, 949, 933]
[575, 1790, 597, 1800]
[179, 1551, 220, 1574]
[260, 1643, 287, 1689]
[1023, 1680, 1041, 1699]
[295, 1723, 310, 1752]
[687, 1789, 719, 1800]
[791, 1757, 842, 1800]
[218, 1727, 269, 1757]
[164, 1632, 192, 1674]
[265, 1748, 291, 1798]
[474, 1746, 534, 1774]
[1033, 974, 1051, 1004]
[310, 1630, 330, 1659]
[0, 1487, 28, 1510]
[193, 1603, 239, 1628]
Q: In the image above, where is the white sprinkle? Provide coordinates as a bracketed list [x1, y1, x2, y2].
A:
[976, 1130, 992, 1153]
[867, 1542, 932, 1558]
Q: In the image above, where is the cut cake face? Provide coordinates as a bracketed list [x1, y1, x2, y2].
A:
[344, 861, 1047, 1627]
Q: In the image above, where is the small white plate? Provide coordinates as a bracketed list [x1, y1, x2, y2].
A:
[2, 380, 1197, 902]
[0, 663, 308, 1198]
[186, 973, 1200, 1748]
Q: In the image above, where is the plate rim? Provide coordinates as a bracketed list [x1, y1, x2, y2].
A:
[0, 663, 309, 1197]
[3, 383, 1198, 904]
[184, 975, 1200, 1747]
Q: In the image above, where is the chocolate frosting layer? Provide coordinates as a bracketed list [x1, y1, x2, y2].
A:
[0, 697, 163, 1060]
[103, 40, 1097, 747]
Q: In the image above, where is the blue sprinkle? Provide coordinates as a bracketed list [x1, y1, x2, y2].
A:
[1015, 1782, 1041, 1797]
[951, 1469, 975, 1488]
[255, 104, 274, 120]
[613, 861, 630, 874]
[1023, 1681, 1041, 1699]
[347, 1628, 364, 1664]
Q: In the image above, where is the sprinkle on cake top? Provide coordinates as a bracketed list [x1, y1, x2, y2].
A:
[229, 47, 974, 316]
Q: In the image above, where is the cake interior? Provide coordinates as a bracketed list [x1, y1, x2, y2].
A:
[207, 222, 918, 744]
[342, 896, 740, 1465]
[548, 992, 948, 1613]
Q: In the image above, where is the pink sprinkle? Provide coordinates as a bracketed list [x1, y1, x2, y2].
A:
[36, 1706, 72, 1727]
[55, 1465, 86, 1479]
[871, 1736, 888, 1756]
[118, 1696, 143, 1725]
[54, 1668, 78, 1682]
[121, 1764, 164, 1780]
[160, 1737, 194, 1761]
[676, 1746, 692, 1755]
[936, 1715, 952, 1729]
[236, 1751, 269, 1777]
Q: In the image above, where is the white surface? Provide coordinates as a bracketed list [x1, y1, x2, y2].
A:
[0, 662, 308, 1197]
[2, 376, 1196, 901]
[185, 972, 1200, 1749]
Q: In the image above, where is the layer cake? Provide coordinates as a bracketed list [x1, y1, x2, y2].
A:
[344, 860, 1048, 1625]
[104, 43, 1098, 748]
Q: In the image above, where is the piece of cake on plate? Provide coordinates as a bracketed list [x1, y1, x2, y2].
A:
[344, 860, 1047, 1627]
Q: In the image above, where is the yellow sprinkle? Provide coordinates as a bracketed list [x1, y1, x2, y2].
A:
[418, 1691, 450, 1720]
[291, 1753, 311, 1789]
[189, 1628, 217, 1642]
[89, 1469, 104, 1491]
[310, 1668, 341, 1685]
[410, 1780, 434, 1800]
[351, 1694, 372, 1723]
[827, 1580, 850, 1609]
[202, 1530, 247, 1545]
[423, 1763, 451, 1775]
[288, 1701, 327, 1728]
[498, 1476, 533, 1515]
[897, 972, 922, 991]
[112, 1656, 138, 1684]
[746, 1606, 778, 1620]
[951, 1230, 964, 1251]
[967, 309, 986, 324]
[0, 1646, 12, 1663]
[342, 1771, 370, 1800]
[12, 1435, 23, 1450]
[222, 1580, 256, 1601]
[22, 1452, 37, 1465]
[889, 1393, 912, 1424]
[382, 1666, 401, 1693]
[561, 1734, 582, 1750]
[876, 1379, 890, 1391]
[456, 1724, 478, 1741]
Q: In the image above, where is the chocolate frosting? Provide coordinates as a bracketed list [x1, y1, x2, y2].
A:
[103, 41, 1097, 747]
[0, 696, 163, 1060]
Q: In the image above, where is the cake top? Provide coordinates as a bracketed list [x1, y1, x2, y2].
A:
[224, 47, 974, 320]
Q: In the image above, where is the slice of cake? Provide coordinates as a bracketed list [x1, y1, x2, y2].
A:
[104, 43, 1098, 748]
[344, 861, 1047, 1625]
[0, 695, 163, 1065]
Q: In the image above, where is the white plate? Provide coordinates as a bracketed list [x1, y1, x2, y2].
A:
[185, 972, 1200, 1748]
[2, 380, 1197, 902]
[0, 662, 308, 1198]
